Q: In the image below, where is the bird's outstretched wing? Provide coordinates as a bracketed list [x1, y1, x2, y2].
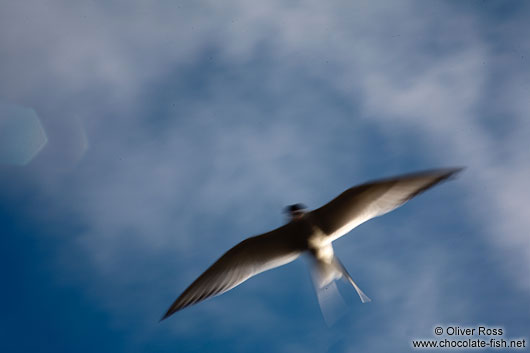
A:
[309, 168, 463, 242]
[161, 223, 305, 320]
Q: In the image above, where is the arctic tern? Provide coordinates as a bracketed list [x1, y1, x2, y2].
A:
[161, 168, 462, 321]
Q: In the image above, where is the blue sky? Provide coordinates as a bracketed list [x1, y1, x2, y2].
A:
[1, 1, 529, 352]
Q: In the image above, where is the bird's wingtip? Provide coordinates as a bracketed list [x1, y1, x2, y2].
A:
[446, 166, 466, 178]
[423, 166, 465, 179]
[159, 310, 173, 322]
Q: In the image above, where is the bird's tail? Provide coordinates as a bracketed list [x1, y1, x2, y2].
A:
[310, 256, 370, 325]
[333, 257, 371, 304]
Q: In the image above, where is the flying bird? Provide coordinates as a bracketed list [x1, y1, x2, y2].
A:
[161, 168, 462, 321]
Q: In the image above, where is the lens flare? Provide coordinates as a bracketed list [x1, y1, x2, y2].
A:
[0, 102, 47, 166]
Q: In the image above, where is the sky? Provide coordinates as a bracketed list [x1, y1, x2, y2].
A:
[1, 0, 529, 352]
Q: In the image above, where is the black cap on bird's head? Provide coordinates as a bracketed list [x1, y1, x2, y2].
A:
[284, 203, 307, 220]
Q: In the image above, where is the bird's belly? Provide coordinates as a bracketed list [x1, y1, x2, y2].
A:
[307, 225, 336, 264]
[312, 243, 335, 263]
[307, 224, 333, 249]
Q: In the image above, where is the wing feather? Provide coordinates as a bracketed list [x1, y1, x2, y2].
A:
[310, 168, 463, 241]
[161, 223, 304, 320]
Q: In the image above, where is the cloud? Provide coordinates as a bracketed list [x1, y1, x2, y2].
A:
[1, 0, 529, 352]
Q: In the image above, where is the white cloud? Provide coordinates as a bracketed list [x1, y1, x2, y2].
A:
[1, 0, 529, 352]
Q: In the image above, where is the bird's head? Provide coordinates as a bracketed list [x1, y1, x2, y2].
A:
[284, 203, 307, 221]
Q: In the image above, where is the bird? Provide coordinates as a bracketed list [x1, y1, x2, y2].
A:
[161, 167, 463, 321]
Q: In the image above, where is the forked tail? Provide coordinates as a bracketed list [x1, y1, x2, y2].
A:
[334, 257, 371, 303]
[309, 255, 371, 325]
